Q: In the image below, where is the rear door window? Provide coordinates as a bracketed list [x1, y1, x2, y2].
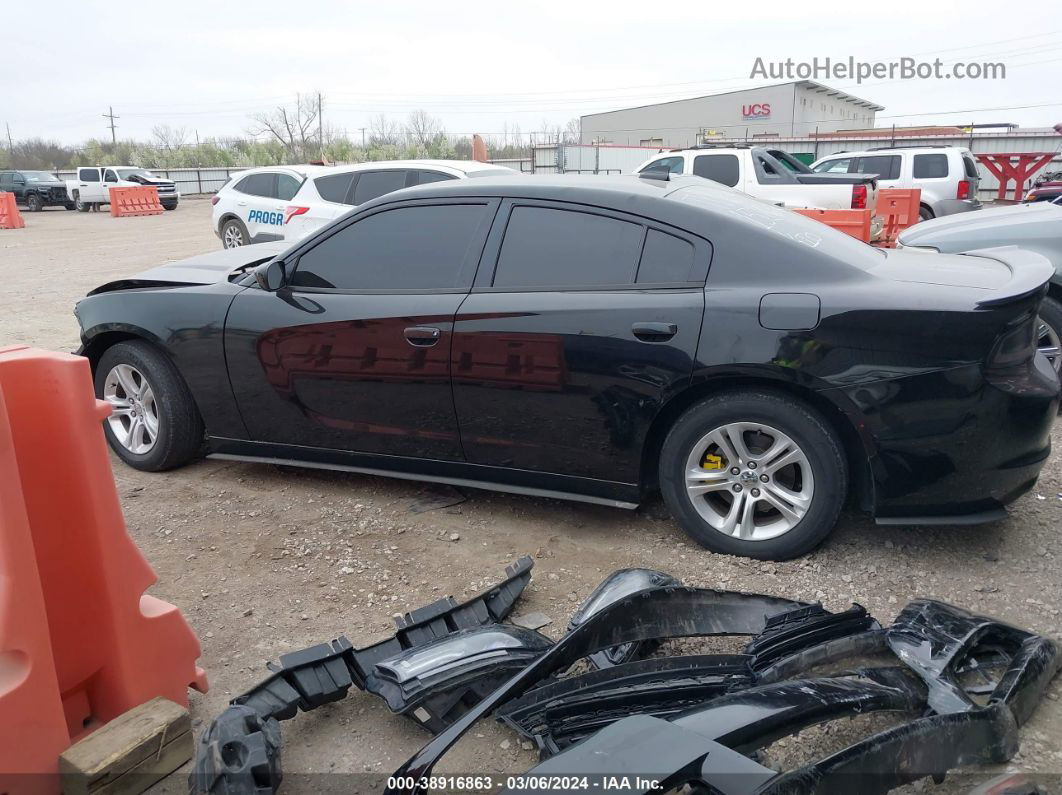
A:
[352, 170, 409, 204]
[852, 155, 900, 180]
[692, 154, 740, 187]
[276, 174, 301, 201]
[314, 173, 355, 204]
[291, 203, 489, 291]
[913, 153, 949, 179]
[492, 206, 643, 288]
[79, 168, 100, 182]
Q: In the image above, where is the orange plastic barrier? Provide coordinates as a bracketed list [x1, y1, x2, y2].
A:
[875, 188, 922, 248]
[0, 191, 25, 229]
[0, 346, 206, 793]
[108, 185, 164, 217]
[792, 207, 872, 242]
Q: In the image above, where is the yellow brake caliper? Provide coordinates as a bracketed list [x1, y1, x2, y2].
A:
[702, 452, 725, 470]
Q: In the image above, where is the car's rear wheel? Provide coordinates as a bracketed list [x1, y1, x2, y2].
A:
[1036, 296, 1062, 375]
[659, 390, 847, 560]
[918, 205, 933, 222]
[221, 218, 248, 248]
[25, 194, 42, 212]
[94, 341, 204, 471]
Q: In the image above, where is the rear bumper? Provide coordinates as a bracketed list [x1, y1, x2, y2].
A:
[833, 355, 1058, 522]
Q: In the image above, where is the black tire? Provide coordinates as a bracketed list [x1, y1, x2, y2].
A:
[163, 203, 178, 211]
[65, 202, 76, 210]
[918, 205, 933, 222]
[1037, 296, 1062, 378]
[94, 341, 204, 472]
[74, 192, 90, 212]
[221, 217, 248, 249]
[659, 390, 847, 560]
[25, 193, 42, 212]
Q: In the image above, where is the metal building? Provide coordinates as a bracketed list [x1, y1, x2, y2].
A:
[580, 81, 884, 148]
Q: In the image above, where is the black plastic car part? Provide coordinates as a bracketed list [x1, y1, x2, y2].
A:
[191, 557, 534, 794]
[566, 568, 682, 669]
[384, 586, 1061, 795]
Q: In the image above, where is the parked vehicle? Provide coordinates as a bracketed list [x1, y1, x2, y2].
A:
[635, 145, 879, 213]
[0, 170, 75, 211]
[75, 174, 1058, 560]
[67, 167, 180, 212]
[211, 160, 514, 248]
[1023, 181, 1062, 203]
[812, 146, 981, 221]
[898, 201, 1062, 374]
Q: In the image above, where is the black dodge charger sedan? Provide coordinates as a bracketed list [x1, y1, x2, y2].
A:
[75, 174, 1059, 559]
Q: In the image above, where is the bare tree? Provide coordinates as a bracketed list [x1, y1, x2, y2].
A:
[404, 109, 445, 149]
[248, 94, 320, 160]
[151, 125, 190, 152]
[563, 117, 581, 144]
[368, 113, 401, 147]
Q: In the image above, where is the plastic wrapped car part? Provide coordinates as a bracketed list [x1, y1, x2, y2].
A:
[190, 705, 282, 795]
[384, 586, 811, 793]
[364, 626, 552, 733]
[567, 568, 682, 669]
[496, 654, 755, 756]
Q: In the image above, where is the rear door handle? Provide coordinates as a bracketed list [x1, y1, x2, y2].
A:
[632, 322, 677, 342]
[404, 326, 441, 347]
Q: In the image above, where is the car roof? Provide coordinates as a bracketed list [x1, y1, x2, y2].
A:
[312, 159, 512, 177]
[817, 146, 970, 158]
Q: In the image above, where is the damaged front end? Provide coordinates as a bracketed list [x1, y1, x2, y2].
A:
[191, 561, 1061, 795]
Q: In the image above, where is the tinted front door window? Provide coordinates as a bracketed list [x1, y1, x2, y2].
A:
[352, 170, 409, 204]
[291, 204, 489, 290]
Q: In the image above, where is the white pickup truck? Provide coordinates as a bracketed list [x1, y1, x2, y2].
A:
[635, 145, 879, 214]
[67, 166, 180, 212]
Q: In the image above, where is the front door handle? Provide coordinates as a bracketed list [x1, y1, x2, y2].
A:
[632, 322, 677, 342]
[404, 326, 441, 347]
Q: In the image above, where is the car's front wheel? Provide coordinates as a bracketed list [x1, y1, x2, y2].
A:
[1036, 296, 1062, 375]
[25, 193, 42, 212]
[221, 218, 248, 248]
[659, 390, 847, 560]
[94, 341, 204, 471]
[74, 192, 90, 212]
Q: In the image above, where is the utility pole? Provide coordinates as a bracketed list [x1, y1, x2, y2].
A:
[317, 92, 323, 153]
[5, 123, 13, 164]
[359, 127, 367, 147]
[103, 106, 119, 146]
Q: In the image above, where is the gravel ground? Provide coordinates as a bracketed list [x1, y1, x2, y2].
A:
[2, 200, 1060, 793]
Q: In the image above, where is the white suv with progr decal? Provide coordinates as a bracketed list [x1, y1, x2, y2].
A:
[212, 160, 514, 248]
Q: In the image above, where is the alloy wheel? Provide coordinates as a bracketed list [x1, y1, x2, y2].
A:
[223, 223, 245, 248]
[103, 364, 160, 454]
[1037, 317, 1061, 373]
[683, 421, 814, 541]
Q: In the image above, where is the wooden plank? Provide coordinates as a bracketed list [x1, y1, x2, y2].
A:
[59, 698, 192, 795]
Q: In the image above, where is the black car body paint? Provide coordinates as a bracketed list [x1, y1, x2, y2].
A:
[76, 175, 1059, 522]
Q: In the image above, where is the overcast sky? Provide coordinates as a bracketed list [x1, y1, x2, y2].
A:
[4, 1, 1061, 145]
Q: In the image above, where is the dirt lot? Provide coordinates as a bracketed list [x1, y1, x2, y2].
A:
[2, 199, 1061, 792]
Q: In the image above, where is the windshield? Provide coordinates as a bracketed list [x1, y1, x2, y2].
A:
[23, 171, 61, 183]
[117, 168, 152, 179]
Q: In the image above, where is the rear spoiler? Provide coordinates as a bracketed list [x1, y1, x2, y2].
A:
[795, 172, 878, 187]
[960, 246, 1055, 308]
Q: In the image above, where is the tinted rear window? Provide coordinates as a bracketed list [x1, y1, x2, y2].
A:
[693, 154, 740, 187]
[315, 173, 355, 204]
[414, 170, 456, 185]
[291, 204, 487, 291]
[913, 153, 949, 179]
[493, 207, 642, 288]
[353, 170, 409, 204]
[963, 155, 979, 179]
[236, 173, 275, 197]
[637, 229, 695, 283]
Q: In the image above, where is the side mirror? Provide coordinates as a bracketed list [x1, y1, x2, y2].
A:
[254, 259, 287, 292]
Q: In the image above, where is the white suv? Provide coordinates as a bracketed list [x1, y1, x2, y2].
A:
[212, 160, 514, 248]
[811, 146, 981, 221]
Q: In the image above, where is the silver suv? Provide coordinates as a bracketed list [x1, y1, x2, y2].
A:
[811, 146, 981, 221]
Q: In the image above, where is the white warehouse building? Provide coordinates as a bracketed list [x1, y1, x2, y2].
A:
[580, 81, 884, 148]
